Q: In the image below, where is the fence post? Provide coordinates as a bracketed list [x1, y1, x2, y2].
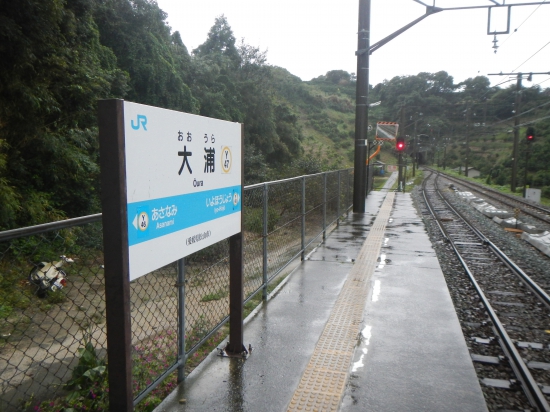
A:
[301, 176, 306, 260]
[337, 171, 341, 227]
[177, 258, 186, 383]
[347, 170, 352, 216]
[323, 173, 327, 241]
[262, 183, 268, 300]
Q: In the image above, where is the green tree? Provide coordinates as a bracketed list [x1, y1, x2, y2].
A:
[93, 0, 198, 112]
[0, 0, 128, 228]
[193, 15, 241, 69]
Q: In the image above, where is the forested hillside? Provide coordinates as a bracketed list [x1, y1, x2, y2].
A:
[1, 0, 549, 230]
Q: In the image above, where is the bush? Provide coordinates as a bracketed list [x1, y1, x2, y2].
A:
[243, 207, 280, 234]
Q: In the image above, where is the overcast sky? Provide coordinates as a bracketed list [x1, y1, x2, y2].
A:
[155, 0, 550, 88]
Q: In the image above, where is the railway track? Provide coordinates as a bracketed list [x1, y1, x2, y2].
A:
[421, 170, 550, 411]
[425, 167, 550, 229]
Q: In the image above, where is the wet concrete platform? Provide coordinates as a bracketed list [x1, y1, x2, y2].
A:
[155, 186, 487, 411]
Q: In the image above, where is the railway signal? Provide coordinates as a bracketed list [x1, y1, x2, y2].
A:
[526, 126, 535, 143]
[396, 137, 405, 152]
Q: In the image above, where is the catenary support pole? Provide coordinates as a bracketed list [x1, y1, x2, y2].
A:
[301, 176, 306, 260]
[398, 106, 405, 192]
[465, 107, 471, 177]
[512, 74, 522, 192]
[353, 0, 371, 213]
[337, 171, 341, 226]
[413, 119, 417, 177]
[323, 173, 327, 241]
[489, 71, 550, 191]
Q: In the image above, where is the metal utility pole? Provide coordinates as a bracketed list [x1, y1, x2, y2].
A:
[465, 107, 471, 177]
[488, 71, 549, 191]
[523, 143, 531, 197]
[351, 2, 550, 207]
[413, 119, 418, 177]
[512, 74, 522, 191]
[353, 0, 371, 213]
[398, 106, 406, 191]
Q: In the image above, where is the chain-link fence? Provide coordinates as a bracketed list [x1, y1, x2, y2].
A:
[0, 168, 353, 411]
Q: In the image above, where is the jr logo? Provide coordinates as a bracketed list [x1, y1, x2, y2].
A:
[131, 115, 148, 131]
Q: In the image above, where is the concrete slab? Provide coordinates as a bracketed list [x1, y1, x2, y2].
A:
[341, 193, 487, 412]
[155, 189, 487, 412]
[155, 260, 351, 412]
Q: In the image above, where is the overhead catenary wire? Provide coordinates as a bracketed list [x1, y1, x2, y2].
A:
[499, 0, 548, 47]
[534, 77, 550, 87]
[487, 99, 550, 126]
[511, 40, 550, 73]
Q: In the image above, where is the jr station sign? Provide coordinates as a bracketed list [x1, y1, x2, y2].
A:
[98, 99, 243, 411]
[123, 101, 242, 280]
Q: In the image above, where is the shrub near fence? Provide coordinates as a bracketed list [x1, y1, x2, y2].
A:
[0, 168, 353, 411]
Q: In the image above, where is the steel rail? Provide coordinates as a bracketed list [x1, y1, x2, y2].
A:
[421, 170, 448, 241]
[428, 168, 550, 225]
[422, 172, 550, 411]
[433, 172, 550, 307]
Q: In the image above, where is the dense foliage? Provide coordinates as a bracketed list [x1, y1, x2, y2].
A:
[0, 1, 307, 229]
[368, 71, 550, 192]
[1, 0, 549, 230]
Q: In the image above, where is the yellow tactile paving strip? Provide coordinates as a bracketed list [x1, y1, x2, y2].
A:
[288, 192, 395, 412]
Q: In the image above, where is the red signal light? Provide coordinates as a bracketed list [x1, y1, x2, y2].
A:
[396, 138, 405, 151]
[526, 126, 535, 143]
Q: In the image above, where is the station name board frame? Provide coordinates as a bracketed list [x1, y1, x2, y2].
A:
[98, 99, 244, 411]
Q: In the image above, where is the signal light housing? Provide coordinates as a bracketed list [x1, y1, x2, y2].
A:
[396, 138, 405, 152]
[526, 126, 535, 143]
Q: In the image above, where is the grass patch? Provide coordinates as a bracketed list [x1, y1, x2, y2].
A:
[201, 290, 228, 302]
[412, 169, 424, 186]
[433, 167, 550, 206]
[373, 176, 388, 190]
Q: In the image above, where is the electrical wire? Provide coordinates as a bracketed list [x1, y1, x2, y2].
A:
[511, 40, 550, 73]
[534, 77, 550, 87]
[489, 99, 550, 126]
[499, 0, 547, 47]
[516, 113, 550, 127]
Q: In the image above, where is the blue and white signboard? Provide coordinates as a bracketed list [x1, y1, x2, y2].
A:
[123, 101, 241, 280]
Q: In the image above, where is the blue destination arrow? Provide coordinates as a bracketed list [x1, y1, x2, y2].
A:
[127, 185, 241, 246]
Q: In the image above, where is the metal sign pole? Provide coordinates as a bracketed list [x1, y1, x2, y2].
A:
[98, 99, 133, 412]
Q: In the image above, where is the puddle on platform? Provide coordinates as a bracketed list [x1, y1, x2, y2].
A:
[377, 254, 386, 270]
[352, 325, 372, 372]
[372, 280, 381, 302]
